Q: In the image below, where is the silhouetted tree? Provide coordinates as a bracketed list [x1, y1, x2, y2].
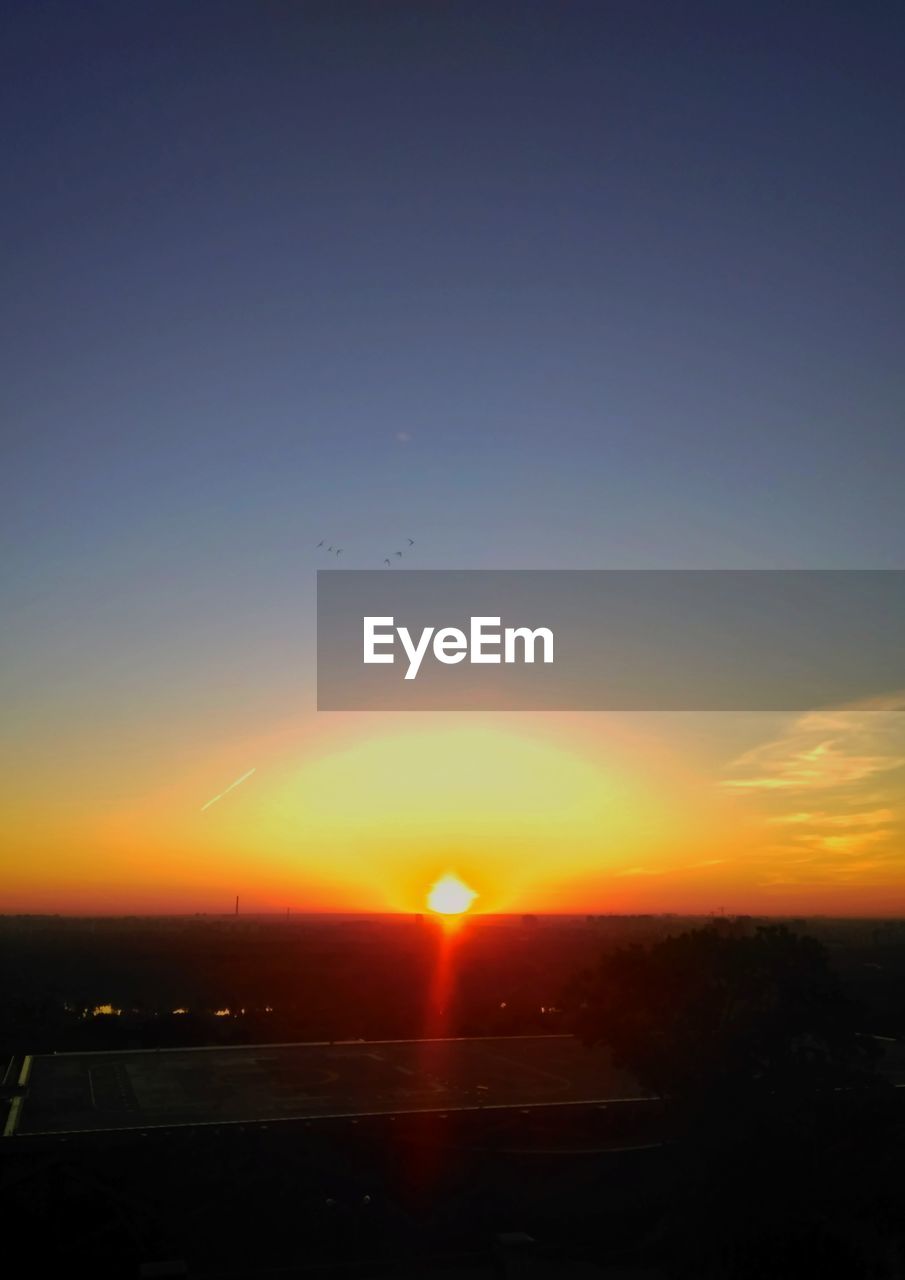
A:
[576, 924, 876, 1107]
[576, 926, 900, 1276]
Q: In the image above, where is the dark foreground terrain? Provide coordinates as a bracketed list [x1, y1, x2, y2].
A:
[5, 912, 905, 1052]
[3, 913, 905, 1277]
[12, 1035, 641, 1136]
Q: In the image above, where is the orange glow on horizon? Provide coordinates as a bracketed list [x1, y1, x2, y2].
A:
[5, 703, 904, 917]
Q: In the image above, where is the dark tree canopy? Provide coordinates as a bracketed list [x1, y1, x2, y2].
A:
[576, 924, 876, 1105]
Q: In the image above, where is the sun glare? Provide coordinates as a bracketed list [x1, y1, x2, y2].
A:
[427, 873, 478, 916]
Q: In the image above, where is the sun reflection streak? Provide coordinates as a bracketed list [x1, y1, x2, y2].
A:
[405, 914, 469, 1193]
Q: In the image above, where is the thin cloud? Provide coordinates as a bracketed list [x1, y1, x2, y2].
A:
[723, 695, 905, 794]
[200, 767, 256, 812]
[614, 857, 727, 879]
[768, 808, 895, 829]
[722, 694, 905, 883]
[799, 830, 890, 856]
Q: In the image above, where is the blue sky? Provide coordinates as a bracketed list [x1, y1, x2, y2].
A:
[6, 3, 904, 584]
[2, 3, 904, 912]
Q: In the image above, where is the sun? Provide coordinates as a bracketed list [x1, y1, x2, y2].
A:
[427, 873, 478, 916]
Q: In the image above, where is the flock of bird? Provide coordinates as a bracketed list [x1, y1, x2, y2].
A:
[316, 537, 415, 566]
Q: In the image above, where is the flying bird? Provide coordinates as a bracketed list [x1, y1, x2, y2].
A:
[328, 546, 334, 552]
[395, 551, 403, 557]
[384, 558, 391, 567]
[406, 538, 415, 546]
[316, 540, 324, 548]
[335, 548, 342, 555]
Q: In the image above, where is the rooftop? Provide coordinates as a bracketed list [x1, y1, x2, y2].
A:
[8, 1034, 643, 1137]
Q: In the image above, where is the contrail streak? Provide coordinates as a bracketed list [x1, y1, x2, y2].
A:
[200, 767, 256, 812]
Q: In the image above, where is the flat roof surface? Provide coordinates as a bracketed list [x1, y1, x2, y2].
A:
[11, 1036, 643, 1136]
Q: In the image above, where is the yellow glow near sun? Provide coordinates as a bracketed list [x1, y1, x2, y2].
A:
[131, 719, 732, 916]
[427, 873, 478, 916]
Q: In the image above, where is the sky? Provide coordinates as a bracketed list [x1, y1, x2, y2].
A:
[2, 1, 904, 915]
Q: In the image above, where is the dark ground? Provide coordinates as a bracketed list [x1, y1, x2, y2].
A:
[3, 913, 905, 1277]
[13, 1035, 641, 1135]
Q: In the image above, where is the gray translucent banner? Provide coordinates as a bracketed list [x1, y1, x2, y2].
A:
[316, 570, 905, 711]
